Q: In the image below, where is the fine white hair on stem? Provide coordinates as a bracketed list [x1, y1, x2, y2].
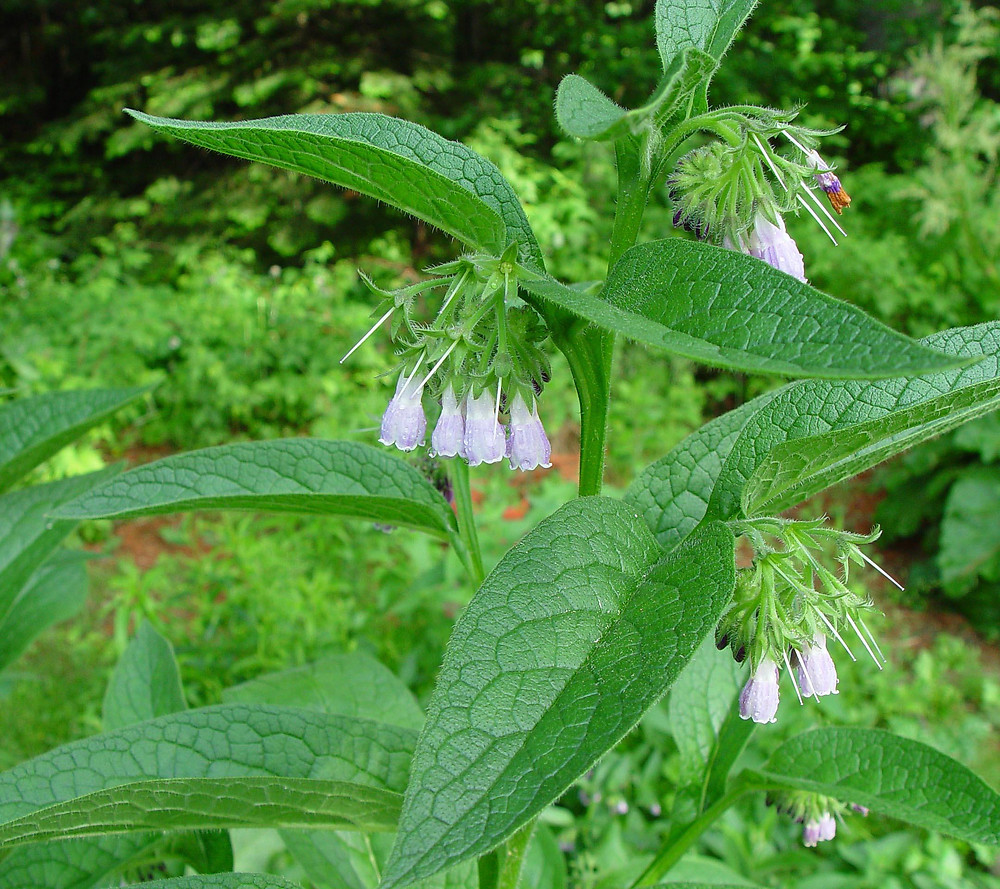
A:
[860, 550, 905, 591]
[415, 338, 459, 391]
[340, 307, 394, 364]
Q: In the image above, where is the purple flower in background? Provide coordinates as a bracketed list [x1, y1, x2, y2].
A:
[379, 369, 426, 452]
[507, 392, 552, 471]
[805, 149, 852, 214]
[747, 213, 807, 283]
[739, 657, 780, 724]
[463, 388, 506, 466]
[796, 633, 839, 698]
[430, 383, 465, 458]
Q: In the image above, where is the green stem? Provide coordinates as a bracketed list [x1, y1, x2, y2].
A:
[450, 459, 485, 586]
[478, 819, 535, 889]
[631, 780, 753, 887]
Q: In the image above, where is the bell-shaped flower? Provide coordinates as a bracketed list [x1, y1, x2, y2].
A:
[507, 392, 552, 471]
[747, 212, 807, 283]
[802, 811, 837, 847]
[379, 369, 426, 452]
[796, 632, 839, 698]
[739, 657, 780, 724]
[463, 388, 506, 466]
[430, 384, 465, 458]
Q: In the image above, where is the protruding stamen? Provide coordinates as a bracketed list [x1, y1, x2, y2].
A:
[340, 307, 394, 364]
[796, 193, 838, 246]
[753, 133, 787, 190]
[860, 551, 905, 591]
[817, 610, 856, 662]
[415, 338, 459, 391]
[783, 648, 804, 705]
[846, 612, 882, 669]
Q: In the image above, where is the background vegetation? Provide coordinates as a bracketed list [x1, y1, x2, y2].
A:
[1, 0, 999, 886]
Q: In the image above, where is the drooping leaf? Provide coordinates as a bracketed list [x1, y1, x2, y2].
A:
[224, 650, 423, 731]
[522, 242, 962, 379]
[0, 387, 146, 494]
[103, 621, 187, 731]
[655, 0, 759, 70]
[0, 552, 89, 673]
[0, 705, 415, 848]
[726, 322, 1000, 517]
[938, 468, 1000, 594]
[55, 440, 455, 538]
[380, 501, 736, 888]
[755, 728, 1000, 846]
[0, 466, 121, 622]
[126, 110, 542, 268]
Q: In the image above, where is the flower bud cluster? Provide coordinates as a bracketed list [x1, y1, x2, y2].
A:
[769, 790, 869, 848]
[347, 248, 553, 471]
[717, 517, 899, 725]
[667, 109, 852, 282]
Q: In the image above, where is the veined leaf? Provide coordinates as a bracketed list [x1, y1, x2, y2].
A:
[0, 834, 161, 889]
[0, 552, 89, 673]
[755, 728, 1000, 846]
[0, 387, 146, 494]
[0, 466, 120, 621]
[523, 241, 961, 379]
[655, 0, 759, 70]
[724, 322, 1000, 518]
[0, 705, 415, 849]
[127, 110, 542, 268]
[55, 440, 455, 538]
[109, 875, 301, 889]
[380, 501, 735, 888]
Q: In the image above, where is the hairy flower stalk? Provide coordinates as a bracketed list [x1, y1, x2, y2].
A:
[720, 517, 897, 725]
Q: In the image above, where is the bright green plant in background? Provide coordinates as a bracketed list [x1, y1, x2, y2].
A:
[3, 4, 1000, 889]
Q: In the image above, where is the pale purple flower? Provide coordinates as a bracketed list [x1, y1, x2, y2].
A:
[379, 369, 426, 452]
[430, 383, 465, 458]
[802, 818, 822, 847]
[463, 388, 506, 466]
[739, 657, 780, 724]
[802, 812, 837, 847]
[805, 149, 852, 213]
[747, 212, 807, 283]
[818, 812, 837, 841]
[796, 633, 839, 698]
[507, 392, 552, 471]
[850, 803, 869, 816]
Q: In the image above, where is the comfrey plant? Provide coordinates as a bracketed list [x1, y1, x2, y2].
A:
[3, 3, 1000, 889]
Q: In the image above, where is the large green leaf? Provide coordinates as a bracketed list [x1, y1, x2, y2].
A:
[127, 110, 542, 268]
[380, 501, 736, 888]
[0, 705, 415, 848]
[0, 387, 146, 494]
[114, 876, 301, 889]
[223, 651, 423, 731]
[655, 0, 759, 70]
[629, 322, 1000, 547]
[755, 728, 1000, 846]
[723, 322, 1000, 518]
[522, 241, 961, 379]
[938, 468, 1000, 594]
[0, 466, 120, 622]
[0, 552, 89, 673]
[55, 440, 455, 538]
[103, 621, 187, 730]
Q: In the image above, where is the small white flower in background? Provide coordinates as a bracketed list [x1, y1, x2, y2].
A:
[430, 384, 465, 458]
[739, 657, 780, 723]
[795, 633, 839, 698]
[747, 212, 807, 283]
[507, 392, 552, 472]
[379, 370, 427, 452]
[463, 388, 506, 466]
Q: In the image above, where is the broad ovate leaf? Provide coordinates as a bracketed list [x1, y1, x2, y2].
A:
[103, 621, 187, 730]
[655, 0, 759, 70]
[380, 499, 736, 887]
[55, 440, 455, 538]
[127, 110, 542, 268]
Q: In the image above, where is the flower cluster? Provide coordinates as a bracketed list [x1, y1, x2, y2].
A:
[717, 517, 901, 725]
[346, 248, 553, 471]
[770, 791, 869, 848]
[668, 111, 852, 283]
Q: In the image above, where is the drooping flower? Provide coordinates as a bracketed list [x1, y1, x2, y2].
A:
[746, 212, 807, 283]
[739, 657, 780, 724]
[795, 632, 839, 698]
[802, 812, 837, 847]
[379, 369, 426, 452]
[507, 392, 552, 471]
[430, 383, 465, 458]
[805, 149, 852, 214]
[463, 388, 506, 466]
